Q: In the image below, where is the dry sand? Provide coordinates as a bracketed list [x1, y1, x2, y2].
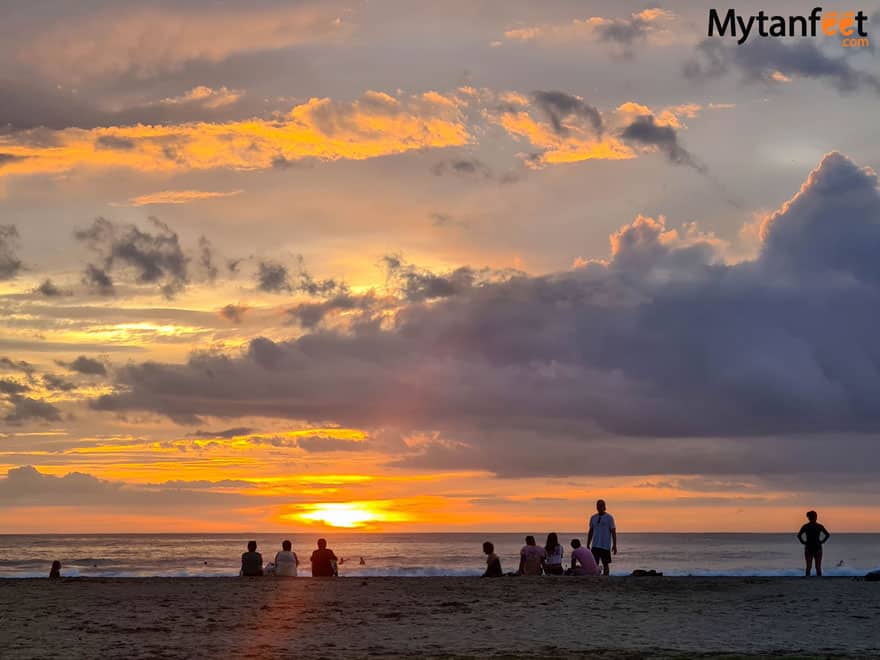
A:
[1, 576, 879, 658]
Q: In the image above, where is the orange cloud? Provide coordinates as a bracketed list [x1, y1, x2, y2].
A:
[0, 91, 470, 177]
[127, 189, 244, 206]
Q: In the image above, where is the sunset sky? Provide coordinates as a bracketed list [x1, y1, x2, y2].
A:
[2, 0, 879, 533]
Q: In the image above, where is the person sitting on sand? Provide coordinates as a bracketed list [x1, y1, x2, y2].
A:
[310, 538, 338, 577]
[274, 540, 298, 577]
[798, 510, 830, 577]
[241, 540, 263, 577]
[588, 499, 617, 576]
[49, 560, 61, 578]
[543, 533, 564, 575]
[567, 539, 600, 576]
[518, 535, 546, 576]
[482, 541, 503, 577]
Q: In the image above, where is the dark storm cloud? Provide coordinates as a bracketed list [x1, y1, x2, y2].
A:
[256, 260, 292, 293]
[62, 355, 107, 376]
[531, 91, 603, 136]
[0, 357, 35, 375]
[254, 258, 340, 297]
[75, 217, 189, 298]
[382, 255, 488, 303]
[286, 292, 381, 329]
[35, 278, 71, 297]
[219, 303, 248, 323]
[684, 39, 880, 94]
[3, 396, 62, 423]
[620, 115, 704, 171]
[81, 264, 115, 295]
[88, 153, 880, 475]
[41, 374, 77, 391]
[0, 225, 23, 280]
[0, 378, 29, 395]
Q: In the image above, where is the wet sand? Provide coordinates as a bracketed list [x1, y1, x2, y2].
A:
[1, 576, 879, 658]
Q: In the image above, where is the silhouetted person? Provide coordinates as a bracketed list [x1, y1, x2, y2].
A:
[482, 541, 503, 577]
[275, 539, 298, 577]
[310, 538, 338, 577]
[798, 510, 830, 577]
[49, 560, 61, 578]
[241, 540, 263, 576]
[544, 532, 564, 575]
[588, 499, 617, 575]
[359, 556, 366, 565]
[518, 535, 546, 575]
[567, 539, 600, 576]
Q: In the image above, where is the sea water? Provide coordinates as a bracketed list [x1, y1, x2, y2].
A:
[1, 533, 878, 578]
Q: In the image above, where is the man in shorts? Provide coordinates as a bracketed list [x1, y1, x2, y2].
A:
[587, 499, 617, 576]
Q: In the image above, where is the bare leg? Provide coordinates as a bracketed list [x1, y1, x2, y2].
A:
[603, 560, 610, 576]
[805, 549, 813, 577]
[815, 549, 823, 577]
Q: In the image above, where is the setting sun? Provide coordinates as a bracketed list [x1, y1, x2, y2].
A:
[289, 502, 412, 528]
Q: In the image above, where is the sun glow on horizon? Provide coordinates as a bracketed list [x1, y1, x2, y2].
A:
[286, 502, 412, 528]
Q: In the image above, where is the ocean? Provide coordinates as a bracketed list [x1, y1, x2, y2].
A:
[1, 533, 878, 578]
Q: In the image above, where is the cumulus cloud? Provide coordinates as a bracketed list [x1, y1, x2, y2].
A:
[35, 279, 71, 297]
[256, 261, 293, 293]
[88, 153, 880, 478]
[620, 114, 704, 171]
[3, 396, 62, 423]
[0, 224, 23, 280]
[684, 39, 880, 94]
[532, 91, 603, 137]
[0, 357, 35, 375]
[61, 355, 107, 376]
[81, 264, 115, 296]
[75, 217, 189, 298]
[219, 303, 249, 324]
[42, 374, 77, 391]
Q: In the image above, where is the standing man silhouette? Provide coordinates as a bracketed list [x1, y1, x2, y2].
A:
[587, 499, 617, 576]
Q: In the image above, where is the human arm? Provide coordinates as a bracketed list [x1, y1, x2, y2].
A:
[518, 550, 525, 575]
[820, 525, 830, 544]
[587, 524, 594, 549]
[797, 525, 807, 545]
[611, 528, 618, 555]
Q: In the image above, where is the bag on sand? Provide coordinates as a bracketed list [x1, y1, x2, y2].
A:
[630, 569, 663, 577]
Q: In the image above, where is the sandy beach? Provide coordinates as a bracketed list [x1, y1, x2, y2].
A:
[1, 576, 878, 658]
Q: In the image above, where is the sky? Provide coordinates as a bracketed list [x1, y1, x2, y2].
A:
[1, 0, 879, 533]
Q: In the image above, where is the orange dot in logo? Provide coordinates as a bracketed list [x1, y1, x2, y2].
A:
[838, 11, 855, 36]
[821, 11, 839, 35]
